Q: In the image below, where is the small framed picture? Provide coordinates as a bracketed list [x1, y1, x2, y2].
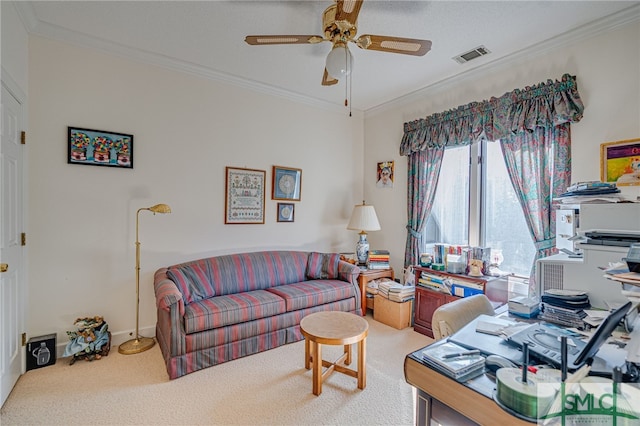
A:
[224, 166, 266, 224]
[600, 138, 640, 186]
[68, 127, 133, 168]
[376, 161, 394, 188]
[272, 166, 302, 201]
[277, 203, 295, 222]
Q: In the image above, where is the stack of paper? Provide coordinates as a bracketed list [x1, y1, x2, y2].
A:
[475, 316, 520, 336]
[377, 281, 415, 302]
[420, 341, 485, 381]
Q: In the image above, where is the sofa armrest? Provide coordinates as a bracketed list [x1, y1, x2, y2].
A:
[338, 260, 362, 312]
[338, 260, 360, 283]
[154, 268, 185, 317]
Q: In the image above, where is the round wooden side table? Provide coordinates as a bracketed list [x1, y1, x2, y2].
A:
[300, 311, 369, 396]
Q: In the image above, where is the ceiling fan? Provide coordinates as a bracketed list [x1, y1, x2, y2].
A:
[245, 0, 432, 87]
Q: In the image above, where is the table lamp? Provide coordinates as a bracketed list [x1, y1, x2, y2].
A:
[347, 201, 381, 265]
[119, 203, 171, 355]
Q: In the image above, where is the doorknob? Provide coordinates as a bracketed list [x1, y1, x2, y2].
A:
[0, 263, 7, 273]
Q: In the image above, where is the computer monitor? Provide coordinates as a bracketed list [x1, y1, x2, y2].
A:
[573, 301, 631, 367]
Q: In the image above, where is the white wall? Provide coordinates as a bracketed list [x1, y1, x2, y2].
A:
[364, 21, 640, 277]
[14, 7, 640, 352]
[1, 1, 29, 93]
[27, 37, 364, 346]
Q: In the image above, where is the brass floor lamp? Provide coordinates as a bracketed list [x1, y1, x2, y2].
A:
[119, 203, 171, 355]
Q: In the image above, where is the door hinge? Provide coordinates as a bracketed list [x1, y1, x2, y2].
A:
[21, 233, 26, 246]
[22, 333, 27, 346]
[21, 131, 26, 145]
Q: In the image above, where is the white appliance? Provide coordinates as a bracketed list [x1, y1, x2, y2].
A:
[539, 202, 640, 309]
[556, 207, 579, 253]
[537, 246, 629, 309]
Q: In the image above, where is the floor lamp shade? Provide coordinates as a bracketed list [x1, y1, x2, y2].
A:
[118, 203, 171, 355]
[347, 203, 380, 265]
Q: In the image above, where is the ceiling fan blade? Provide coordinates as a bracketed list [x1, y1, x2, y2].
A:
[322, 69, 339, 86]
[335, 0, 364, 24]
[245, 35, 324, 45]
[355, 35, 432, 56]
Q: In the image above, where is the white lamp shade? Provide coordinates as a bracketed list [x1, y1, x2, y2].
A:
[347, 204, 381, 232]
[326, 45, 353, 79]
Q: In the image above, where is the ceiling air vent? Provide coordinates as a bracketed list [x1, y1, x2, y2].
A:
[453, 45, 491, 64]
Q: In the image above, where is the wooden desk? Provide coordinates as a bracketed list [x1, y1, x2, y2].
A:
[413, 267, 510, 337]
[404, 351, 530, 425]
[357, 268, 394, 316]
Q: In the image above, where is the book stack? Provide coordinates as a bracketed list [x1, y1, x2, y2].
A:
[432, 244, 467, 264]
[417, 270, 451, 294]
[419, 341, 486, 382]
[377, 281, 415, 302]
[539, 289, 590, 329]
[367, 250, 390, 269]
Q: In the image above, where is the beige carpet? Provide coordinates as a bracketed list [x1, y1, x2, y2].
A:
[1, 315, 431, 425]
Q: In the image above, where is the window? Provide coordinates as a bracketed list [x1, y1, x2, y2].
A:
[423, 141, 536, 276]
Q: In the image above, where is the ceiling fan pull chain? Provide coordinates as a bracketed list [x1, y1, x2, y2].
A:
[344, 46, 349, 110]
[349, 69, 353, 117]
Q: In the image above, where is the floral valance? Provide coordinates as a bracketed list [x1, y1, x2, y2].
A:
[400, 73, 584, 156]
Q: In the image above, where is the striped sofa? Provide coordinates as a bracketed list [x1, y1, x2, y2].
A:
[153, 251, 362, 379]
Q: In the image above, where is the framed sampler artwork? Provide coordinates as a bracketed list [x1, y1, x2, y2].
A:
[224, 167, 266, 224]
[600, 138, 640, 186]
[272, 166, 302, 201]
[68, 127, 133, 169]
[277, 203, 295, 222]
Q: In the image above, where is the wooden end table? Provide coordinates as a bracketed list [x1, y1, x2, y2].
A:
[300, 311, 369, 396]
[357, 268, 394, 315]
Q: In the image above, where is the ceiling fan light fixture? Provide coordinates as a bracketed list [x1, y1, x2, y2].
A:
[326, 44, 353, 79]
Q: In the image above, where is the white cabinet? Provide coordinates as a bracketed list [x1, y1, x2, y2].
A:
[537, 246, 629, 309]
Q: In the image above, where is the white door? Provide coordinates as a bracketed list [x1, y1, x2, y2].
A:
[1, 83, 25, 407]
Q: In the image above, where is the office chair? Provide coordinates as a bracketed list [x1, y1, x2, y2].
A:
[432, 294, 495, 340]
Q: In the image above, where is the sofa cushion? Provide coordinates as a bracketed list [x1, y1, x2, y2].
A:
[306, 252, 340, 280]
[205, 251, 309, 296]
[183, 290, 286, 334]
[266, 279, 356, 312]
[166, 263, 215, 305]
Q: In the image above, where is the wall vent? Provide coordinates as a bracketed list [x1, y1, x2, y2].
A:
[453, 45, 491, 64]
[540, 263, 564, 293]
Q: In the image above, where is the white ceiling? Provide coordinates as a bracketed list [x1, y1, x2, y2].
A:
[15, 1, 639, 113]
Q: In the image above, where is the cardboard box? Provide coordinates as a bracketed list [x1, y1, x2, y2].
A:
[373, 295, 413, 330]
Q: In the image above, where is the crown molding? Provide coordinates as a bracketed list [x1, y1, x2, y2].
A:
[13, 2, 638, 119]
[365, 3, 640, 118]
[12, 2, 356, 116]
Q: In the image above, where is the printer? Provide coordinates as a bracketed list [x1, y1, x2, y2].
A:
[583, 230, 640, 247]
[539, 203, 640, 309]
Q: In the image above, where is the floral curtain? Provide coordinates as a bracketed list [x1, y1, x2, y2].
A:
[501, 124, 572, 289]
[404, 147, 445, 267]
[400, 74, 584, 276]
